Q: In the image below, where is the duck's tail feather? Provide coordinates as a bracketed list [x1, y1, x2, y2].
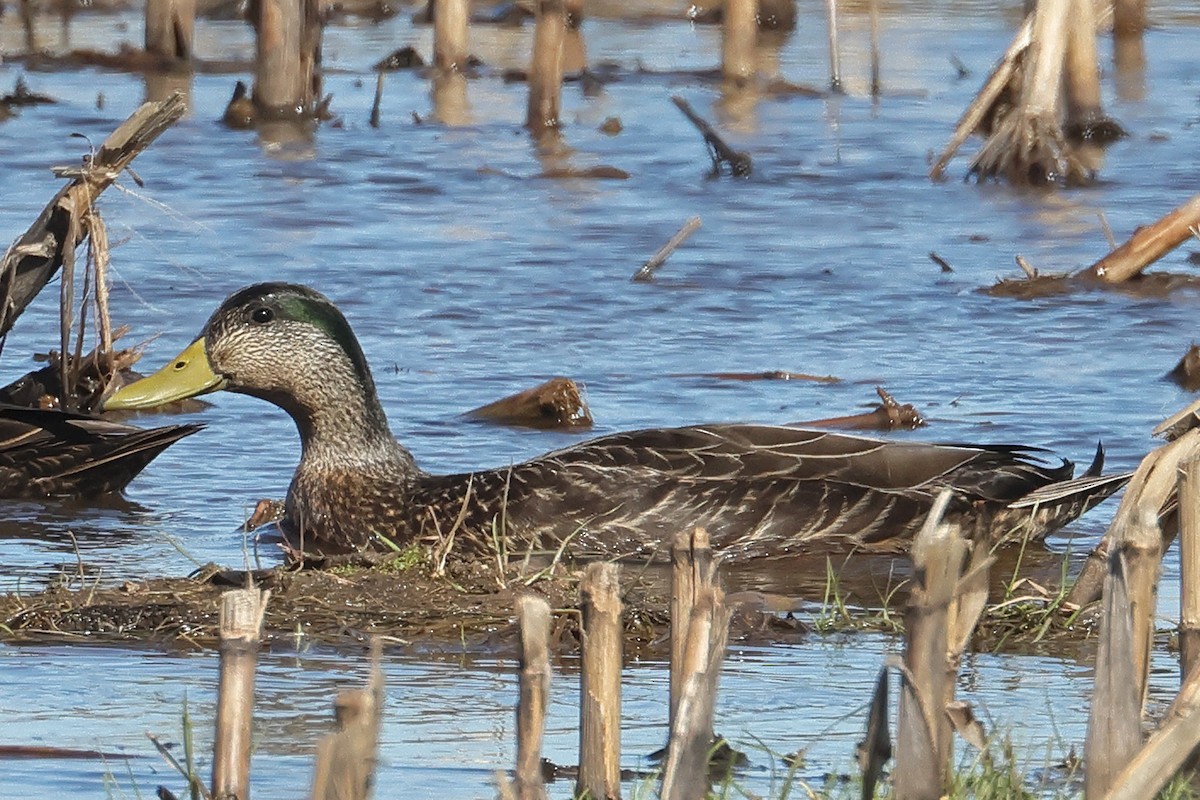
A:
[1008, 471, 1132, 509]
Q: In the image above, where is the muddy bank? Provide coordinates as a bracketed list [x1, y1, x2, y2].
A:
[0, 545, 1096, 657]
[0, 555, 803, 653]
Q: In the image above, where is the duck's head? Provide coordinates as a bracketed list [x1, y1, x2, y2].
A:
[105, 283, 391, 443]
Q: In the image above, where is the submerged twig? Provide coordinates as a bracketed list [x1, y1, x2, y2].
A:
[671, 96, 752, 177]
[632, 217, 702, 282]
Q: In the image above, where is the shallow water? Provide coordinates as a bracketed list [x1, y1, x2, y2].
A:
[1, 0, 1199, 795]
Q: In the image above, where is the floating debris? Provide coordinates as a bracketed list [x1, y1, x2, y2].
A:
[1167, 344, 1200, 392]
[794, 387, 925, 432]
[671, 95, 751, 177]
[463, 376, 593, 429]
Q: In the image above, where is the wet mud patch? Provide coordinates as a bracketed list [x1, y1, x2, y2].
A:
[0, 544, 1093, 657]
[0, 556, 807, 653]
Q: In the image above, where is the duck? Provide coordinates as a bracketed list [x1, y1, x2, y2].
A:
[0, 403, 202, 498]
[103, 282, 1129, 560]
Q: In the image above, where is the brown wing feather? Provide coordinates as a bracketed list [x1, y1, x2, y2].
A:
[0, 405, 203, 498]
[407, 424, 1117, 559]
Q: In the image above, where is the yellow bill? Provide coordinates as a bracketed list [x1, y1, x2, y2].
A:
[103, 338, 226, 410]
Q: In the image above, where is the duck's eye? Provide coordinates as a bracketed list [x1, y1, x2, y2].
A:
[251, 307, 274, 324]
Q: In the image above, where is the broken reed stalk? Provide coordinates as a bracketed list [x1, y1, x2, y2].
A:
[561, 0, 586, 74]
[968, 0, 1081, 184]
[513, 594, 551, 800]
[1084, 521, 1148, 799]
[1112, 0, 1147, 38]
[212, 588, 270, 800]
[1068, 427, 1200, 609]
[1063, 0, 1103, 131]
[431, 71, 470, 126]
[929, 12, 1033, 181]
[0, 93, 185, 341]
[144, 0, 195, 62]
[660, 586, 732, 800]
[526, 0, 566, 136]
[858, 667, 891, 800]
[1180, 457, 1200, 682]
[1102, 665, 1200, 800]
[88, 209, 113, 354]
[670, 527, 713, 732]
[577, 562, 622, 800]
[310, 640, 385, 800]
[58, 205, 80, 409]
[721, 0, 757, 85]
[867, 0, 880, 98]
[433, 0, 469, 71]
[1082, 429, 1200, 797]
[1085, 193, 1200, 283]
[253, 0, 322, 116]
[824, 0, 842, 92]
[892, 489, 961, 800]
[632, 217, 702, 282]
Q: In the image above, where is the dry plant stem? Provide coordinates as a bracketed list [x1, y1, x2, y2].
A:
[212, 588, 270, 800]
[514, 594, 551, 800]
[893, 490, 960, 800]
[868, 0, 881, 97]
[824, 0, 842, 92]
[145, 0, 195, 61]
[1063, 0, 1103, 126]
[721, 0, 757, 85]
[310, 640, 385, 800]
[1024, 0, 1071, 114]
[968, 0, 1079, 184]
[0, 93, 185, 340]
[660, 587, 731, 800]
[670, 96, 752, 176]
[1085, 533, 1145, 799]
[632, 217, 702, 282]
[929, 12, 1033, 180]
[577, 562, 622, 800]
[89, 210, 113, 354]
[858, 666, 891, 800]
[254, 0, 322, 114]
[433, 0, 469, 71]
[1071, 430, 1200, 609]
[1086, 428, 1200, 784]
[1102, 666, 1200, 800]
[526, 0, 566, 135]
[58, 207, 80, 409]
[1085, 194, 1200, 283]
[561, 0, 586, 73]
[1179, 457, 1200, 682]
[669, 527, 713, 731]
[1112, 0, 1147, 37]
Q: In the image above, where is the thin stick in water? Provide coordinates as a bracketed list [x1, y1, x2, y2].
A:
[671, 96, 751, 177]
[825, 0, 842, 93]
[633, 217, 702, 282]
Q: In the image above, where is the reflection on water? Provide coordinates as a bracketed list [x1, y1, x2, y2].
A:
[0, 0, 1198, 795]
